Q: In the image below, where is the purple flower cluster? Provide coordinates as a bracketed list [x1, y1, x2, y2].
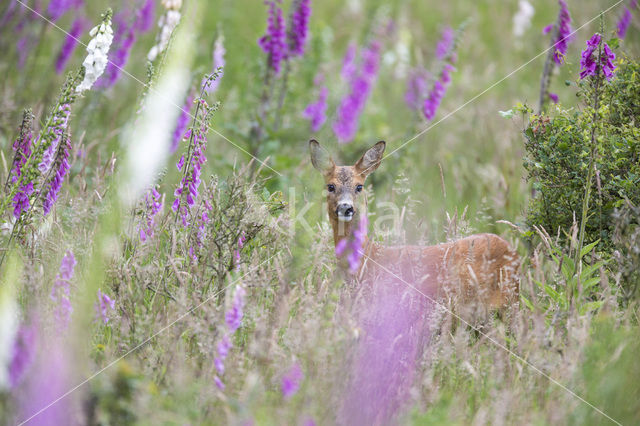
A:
[579, 33, 616, 81]
[435, 26, 454, 60]
[55, 17, 86, 74]
[549, 92, 559, 103]
[333, 40, 381, 144]
[234, 231, 246, 264]
[171, 93, 193, 154]
[95, 288, 115, 324]
[172, 100, 210, 228]
[9, 322, 37, 389]
[50, 250, 76, 331]
[42, 136, 72, 216]
[286, 0, 311, 57]
[281, 363, 304, 399]
[214, 285, 246, 390]
[617, 4, 635, 39]
[549, 0, 573, 65]
[303, 83, 328, 132]
[404, 69, 430, 110]
[335, 215, 368, 273]
[423, 64, 455, 121]
[189, 199, 213, 263]
[139, 187, 163, 242]
[135, 0, 156, 33]
[39, 103, 71, 174]
[204, 35, 226, 94]
[258, 0, 286, 73]
[100, 10, 140, 88]
[9, 113, 34, 186]
[13, 183, 34, 219]
[47, 0, 83, 22]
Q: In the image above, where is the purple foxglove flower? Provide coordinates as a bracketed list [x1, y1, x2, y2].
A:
[39, 103, 71, 174]
[42, 136, 72, 216]
[281, 363, 303, 399]
[285, 0, 311, 57]
[9, 322, 37, 389]
[258, 0, 286, 73]
[579, 33, 616, 80]
[47, 0, 79, 22]
[17, 34, 31, 70]
[617, 7, 632, 38]
[9, 111, 34, 185]
[95, 288, 115, 324]
[135, 0, 155, 33]
[302, 86, 328, 132]
[138, 187, 163, 242]
[225, 286, 246, 332]
[333, 41, 381, 143]
[214, 375, 225, 390]
[549, 0, 572, 65]
[435, 27, 454, 60]
[341, 43, 357, 82]
[13, 182, 34, 219]
[55, 17, 86, 74]
[204, 35, 225, 94]
[102, 26, 137, 88]
[234, 231, 246, 263]
[335, 238, 348, 256]
[405, 69, 430, 110]
[50, 250, 76, 331]
[422, 65, 455, 121]
[542, 24, 553, 34]
[171, 93, 193, 154]
[214, 357, 225, 374]
[548, 92, 559, 103]
[217, 334, 232, 358]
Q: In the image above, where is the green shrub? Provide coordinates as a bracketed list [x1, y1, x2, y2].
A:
[523, 57, 640, 252]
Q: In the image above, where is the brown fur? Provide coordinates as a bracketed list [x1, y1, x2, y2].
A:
[309, 139, 520, 312]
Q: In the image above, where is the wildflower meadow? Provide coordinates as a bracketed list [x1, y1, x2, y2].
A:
[1, 0, 639, 424]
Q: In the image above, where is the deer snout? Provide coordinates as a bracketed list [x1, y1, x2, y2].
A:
[336, 203, 354, 222]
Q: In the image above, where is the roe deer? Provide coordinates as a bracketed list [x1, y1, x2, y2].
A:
[309, 139, 520, 312]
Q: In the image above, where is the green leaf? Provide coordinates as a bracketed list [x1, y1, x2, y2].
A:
[580, 239, 600, 258]
[521, 295, 535, 312]
[578, 300, 603, 316]
[499, 109, 515, 119]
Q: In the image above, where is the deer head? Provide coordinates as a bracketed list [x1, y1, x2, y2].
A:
[309, 139, 385, 244]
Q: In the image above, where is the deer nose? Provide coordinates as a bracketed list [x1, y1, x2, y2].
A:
[336, 203, 354, 220]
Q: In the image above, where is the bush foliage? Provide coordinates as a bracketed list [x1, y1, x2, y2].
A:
[524, 57, 640, 251]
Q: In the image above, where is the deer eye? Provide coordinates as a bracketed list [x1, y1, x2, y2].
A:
[327, 184, 335, 192]
[355, 184, 363, 193]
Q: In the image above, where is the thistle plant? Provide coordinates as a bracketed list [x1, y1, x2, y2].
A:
[538, 0, 573, 112]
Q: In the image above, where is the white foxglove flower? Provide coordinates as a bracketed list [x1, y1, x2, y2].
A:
[148, 0, 183, 61]
[76, 12, 114, 93]
[513, 0, 535, 38]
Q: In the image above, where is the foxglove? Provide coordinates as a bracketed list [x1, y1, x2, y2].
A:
[579, 33, 616, 81]
[285, 0, 311, 57]
[148, 0, 182, 61]
[138, 187, 163, 242]
[9, 322, 37, 389]
[333, 41, 381, 143]
[281, 363, 303, 399]
[545, 0, 572, 65]
[617, 7, 632, 38]
[258, 0, 286, 73]
[42, 135, 72, 216]
[302, 82, 327, 132]
[214, 285, 246, 390]
[76, 10, 114, 93]
[50, 250, 76, 331]
[95, 289, 115, 324]
[204, 35, 225, 94]
[170, 93, 193, 154]
[335, 215, 368, 273]
[55, 17, 86, 74]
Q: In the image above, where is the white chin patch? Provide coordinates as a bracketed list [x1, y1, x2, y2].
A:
[337, 214, 353, 222]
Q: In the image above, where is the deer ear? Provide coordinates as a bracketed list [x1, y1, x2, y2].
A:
[355, 141, 385, 176]
[309, 139, 335, 175]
